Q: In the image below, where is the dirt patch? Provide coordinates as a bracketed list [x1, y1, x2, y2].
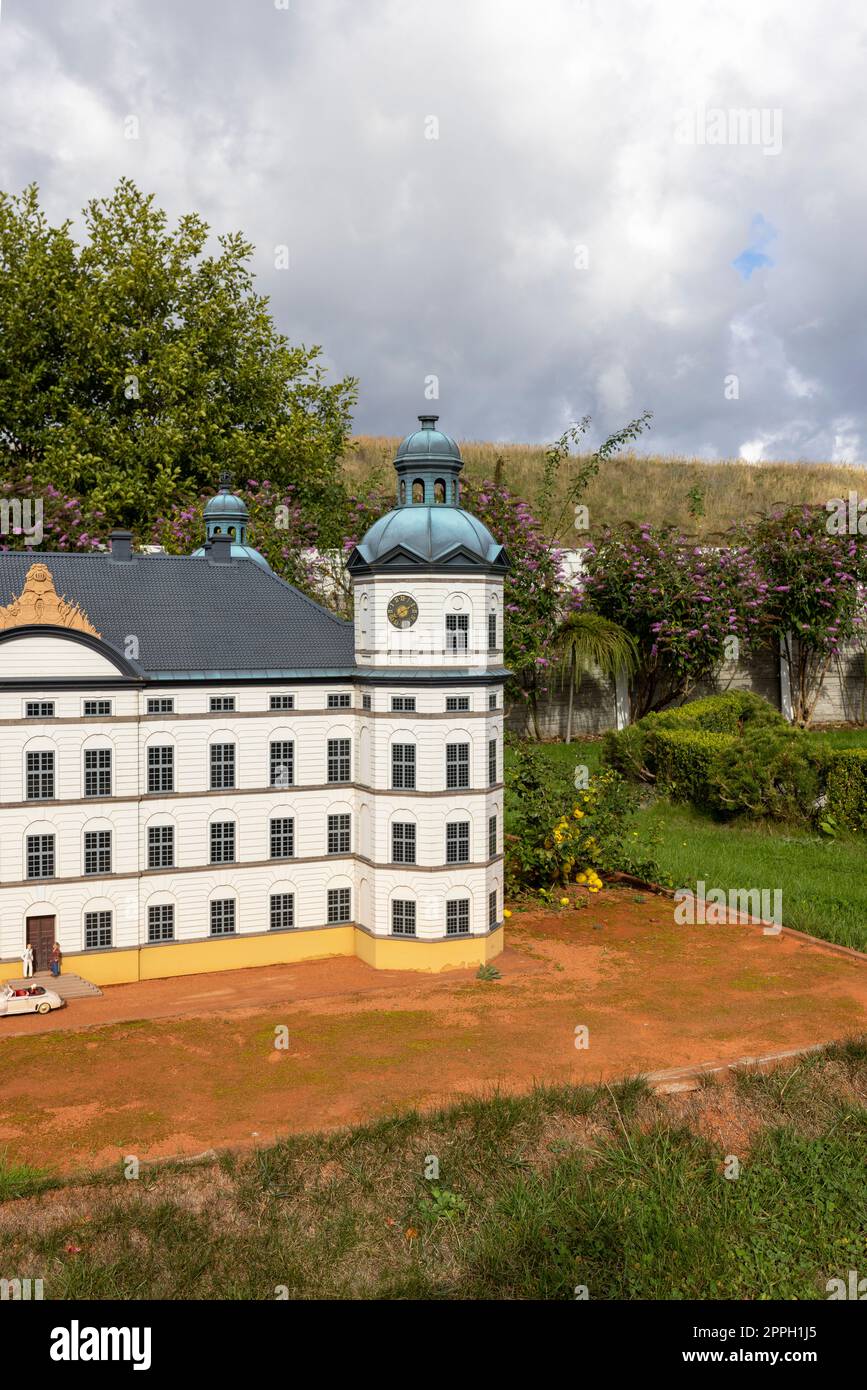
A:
[1, 887, 865, 1175]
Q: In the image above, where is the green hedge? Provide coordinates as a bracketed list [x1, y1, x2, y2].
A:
[603, 691, 784, 783]
[825, 749, 867, 831]
[653, 729, 735, 807]
[604, 692, 867, 831]
[651, 691, 786, 735]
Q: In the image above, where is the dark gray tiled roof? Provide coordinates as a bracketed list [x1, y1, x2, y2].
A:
[0, 552, 355, 678]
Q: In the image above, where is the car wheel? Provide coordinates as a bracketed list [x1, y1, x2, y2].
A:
[36, 1002, 51, 1014]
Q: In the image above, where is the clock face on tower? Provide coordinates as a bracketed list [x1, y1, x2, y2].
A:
[387, 593, 419, 629]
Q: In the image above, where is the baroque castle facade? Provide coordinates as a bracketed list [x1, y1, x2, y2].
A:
[0, 417, 508, 983]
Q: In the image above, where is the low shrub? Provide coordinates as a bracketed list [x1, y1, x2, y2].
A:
[603, 691, 784, 787]
[823, 748, 867, 832]
[652, 690, 786, 735]
[708, 726, 826, 823]
[505, 750, 660, 894]
[654, 729, 735, 807]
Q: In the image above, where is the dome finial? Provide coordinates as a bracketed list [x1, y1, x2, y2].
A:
[219, 466, 233, 491]
[418, 414, 439, 429]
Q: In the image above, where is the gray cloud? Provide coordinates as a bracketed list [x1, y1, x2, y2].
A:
[1, 0, 865, 461]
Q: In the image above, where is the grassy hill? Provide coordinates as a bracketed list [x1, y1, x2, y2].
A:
[343, 436, 866, 542]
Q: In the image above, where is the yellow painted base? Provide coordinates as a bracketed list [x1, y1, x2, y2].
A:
[0, 925, 504, 987]
[355, 926, 504, 972]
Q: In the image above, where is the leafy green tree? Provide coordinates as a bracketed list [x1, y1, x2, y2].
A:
[0, 180, 357, 536]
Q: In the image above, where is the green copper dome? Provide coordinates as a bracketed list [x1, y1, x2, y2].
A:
[347, 416, 508, 573]
[395, 417, 463, 465]
[192, 471, 270, 569]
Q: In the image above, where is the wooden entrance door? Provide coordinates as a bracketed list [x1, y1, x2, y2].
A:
[26, 916, 55, 973]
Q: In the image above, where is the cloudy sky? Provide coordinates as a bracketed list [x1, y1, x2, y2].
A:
[1, 0, 865, 461]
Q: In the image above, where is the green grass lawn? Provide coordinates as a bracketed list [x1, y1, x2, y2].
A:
[809, 728, 867, 750]
[2, 1042, 866, 1299]
[506, 739, 867, 952]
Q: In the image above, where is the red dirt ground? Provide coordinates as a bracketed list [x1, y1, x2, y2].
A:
[1, 887, 865, 1175]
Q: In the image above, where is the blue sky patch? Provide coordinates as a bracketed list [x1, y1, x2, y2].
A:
[733, 214, 778, 280]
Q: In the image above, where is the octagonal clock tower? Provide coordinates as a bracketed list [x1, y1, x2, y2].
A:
[346, 416, 509, 968]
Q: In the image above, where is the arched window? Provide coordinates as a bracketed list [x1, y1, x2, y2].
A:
[412, 479, 425, 503]
[434, 478, 446, 503]
[399, 480, 406, 504]
[227, 525, 236, 539]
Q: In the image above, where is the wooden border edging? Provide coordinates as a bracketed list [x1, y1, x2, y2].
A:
[645, 1042, 828, 1090]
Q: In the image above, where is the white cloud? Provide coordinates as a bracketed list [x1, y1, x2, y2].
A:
[0, 0, 865, 461]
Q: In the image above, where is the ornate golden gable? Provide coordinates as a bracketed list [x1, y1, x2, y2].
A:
[0, 562, 100, 637]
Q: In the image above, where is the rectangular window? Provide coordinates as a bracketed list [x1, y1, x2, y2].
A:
[489, 889, 498, 928]
[446, 899, 470, 936]
[327, 737, 351, 784]
[327, 693, 351, 709]
[488, 813, 497, 858]
[327, 813, 351, 855]
[147, 745, 174, 793]
[25, 701, 54, 718]
[270, 740, 294, 787]
[488, 737, 497, 787]
[210, 742, 236, 790]
[84, 829, 112, 875]
[270, 817, 295, 859]
[210, 695, 236, 712]
[147, 825, 175, 869]
[362, 694, 372, 711]
[488, 612, 497, 651]
[327, 887, 351, 924]
[26, 750, 54, 800]
[210, 821, 236, 864]
[147, 697, 174, 715]
[83, 700, 112, 716]
[147, 904, 175, 942]
[446, 742, 470, 789]
[210, 899, 236, 935]
[391, 743, 416, 790]
[84, 748, 112, 798]
[392, 900, 417, 937]
[446, 821, 470, 864]
[26, 833, 54, 879]
[391, 696, 416, 712]
[270, 892, 295, 931]
[445, 612, 469, 652]
[446, 696, 470, 712]
[392, 821, 417, 864]
[488, 692, 497, 710]
[85, 910, 113, 949]
[270, 694, 295, 710]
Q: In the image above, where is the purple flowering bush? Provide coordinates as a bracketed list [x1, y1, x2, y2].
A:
[579, 525, 766, 720]
[747, 506, 867, 725]
[0, 474, 108, 552]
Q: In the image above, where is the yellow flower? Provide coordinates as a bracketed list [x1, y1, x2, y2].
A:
[573, 809, 584, 819]
[559, 896, 569, 906]
[588, 885, 600, 893]
[576, 873, 587, 884]
[503, 909, 512, 919]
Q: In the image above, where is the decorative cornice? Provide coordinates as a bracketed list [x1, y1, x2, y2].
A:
[0, 563, 100, 637]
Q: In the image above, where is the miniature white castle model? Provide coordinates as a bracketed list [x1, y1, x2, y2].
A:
[0, 417, 508, 984]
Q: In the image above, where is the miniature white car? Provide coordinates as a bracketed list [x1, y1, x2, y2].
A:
[0, 983, 65, 1016]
